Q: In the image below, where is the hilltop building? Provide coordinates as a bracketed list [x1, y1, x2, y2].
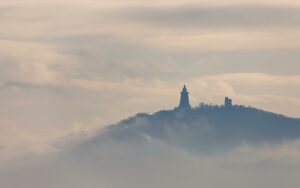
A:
[178, 85, 191, 109]
[177, 86, 234, 109]
[225, 97, 233, 108]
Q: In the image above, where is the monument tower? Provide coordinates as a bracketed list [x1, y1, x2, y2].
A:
[178, 85, 191, 109]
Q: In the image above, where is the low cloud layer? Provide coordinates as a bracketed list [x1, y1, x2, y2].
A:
[2, 122, 300, 188]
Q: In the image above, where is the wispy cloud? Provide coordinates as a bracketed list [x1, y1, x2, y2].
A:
[119, 5, 300, 29]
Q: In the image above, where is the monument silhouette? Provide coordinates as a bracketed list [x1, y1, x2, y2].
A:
[224, 97, 233, 108]
[178, 85, 233, 109]
[178, 85, 191, 109]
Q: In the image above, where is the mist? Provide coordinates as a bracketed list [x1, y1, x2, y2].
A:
[1, 109, 300, 188]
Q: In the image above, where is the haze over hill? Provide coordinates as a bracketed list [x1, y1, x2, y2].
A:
[73, 85, 300, 155]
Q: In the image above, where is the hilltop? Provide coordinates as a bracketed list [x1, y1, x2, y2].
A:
[93, 104, 300, 153]
[75, 86, 300, 154]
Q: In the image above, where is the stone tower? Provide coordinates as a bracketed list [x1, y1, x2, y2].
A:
[225, 97, 232, 108]
[178, 85, 191, 109]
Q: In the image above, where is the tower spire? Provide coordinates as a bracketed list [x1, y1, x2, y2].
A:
[178, 85, 191, 109]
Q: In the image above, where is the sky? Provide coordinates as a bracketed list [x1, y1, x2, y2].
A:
[1, 0, 300, 158]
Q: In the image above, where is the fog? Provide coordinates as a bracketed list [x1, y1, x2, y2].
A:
[1, 111, 300, 188]
[1, 136, 300, 188]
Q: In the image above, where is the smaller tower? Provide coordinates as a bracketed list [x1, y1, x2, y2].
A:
[224, 97, 232, 108]
[178, 85, 191, 109]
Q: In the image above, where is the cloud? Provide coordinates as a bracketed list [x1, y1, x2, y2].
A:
[188, 73, 300, 117]
[119, 5, 300, 29]
[0, 40, 77, 87]
[67, 73, 300, 117]
[105, 5, 300, 51]
[2, 2, 300, 52]
[2, 120, 300, 188]
[0, 121, 59, 160]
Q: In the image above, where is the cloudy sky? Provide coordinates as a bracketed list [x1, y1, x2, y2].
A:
[1, 0, 300, 157]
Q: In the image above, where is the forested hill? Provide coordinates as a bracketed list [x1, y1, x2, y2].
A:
[83, 105, 300, 153]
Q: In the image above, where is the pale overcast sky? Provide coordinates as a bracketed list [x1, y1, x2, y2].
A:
[1, 0, 300, 156]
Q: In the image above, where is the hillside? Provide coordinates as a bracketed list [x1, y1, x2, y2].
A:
[82, 104, 300, 154]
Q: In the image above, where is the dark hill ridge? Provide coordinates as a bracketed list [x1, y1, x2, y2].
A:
[76, 86, 300, 154]
[90, 104, 300, 154]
